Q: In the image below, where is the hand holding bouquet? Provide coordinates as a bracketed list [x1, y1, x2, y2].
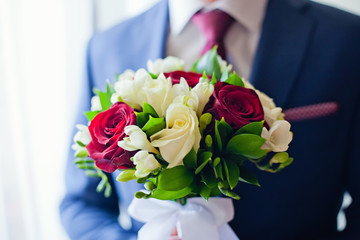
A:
[72, 48, 293, 240]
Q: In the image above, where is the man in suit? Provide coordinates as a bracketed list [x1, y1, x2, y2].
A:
[60, 0, 360, 239]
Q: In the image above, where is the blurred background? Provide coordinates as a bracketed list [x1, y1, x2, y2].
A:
[0, 0, 359, 239]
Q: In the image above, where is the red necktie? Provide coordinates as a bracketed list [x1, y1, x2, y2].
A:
[191, 9, 234, 59]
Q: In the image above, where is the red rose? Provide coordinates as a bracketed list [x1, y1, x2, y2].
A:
[205, 82, 264, 129]
[164, 71, 204, 87]
[86, 102, 136, 172]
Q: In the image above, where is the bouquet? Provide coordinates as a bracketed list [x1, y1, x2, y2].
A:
[72, 48, 293, 240]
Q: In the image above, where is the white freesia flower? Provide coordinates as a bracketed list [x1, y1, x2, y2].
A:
[90, 96, 102, 111]
[133, 151, 160, 178]
[256, 90, 284, 126]
[217, 56, 233, 73]
[117, 69, 135, 82]
[118, 125, 159, 154]
[261, 120, 292, 152]
[73, 124, 91, 145]
[147, 56, 184, 75]
[191, 78, 214, 117]
[172, 78, 199, 111]
[111, 69, 150, 109]
[150, 103, 201, 168]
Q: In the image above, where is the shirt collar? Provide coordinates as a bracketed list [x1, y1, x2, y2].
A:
[168, 0, 268, 35]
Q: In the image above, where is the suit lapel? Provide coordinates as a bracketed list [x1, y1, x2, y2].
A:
[250, 0, 315, 108]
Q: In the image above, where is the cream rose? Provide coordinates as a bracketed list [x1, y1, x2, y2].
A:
[147, 56, 184, 75]
[261, 120, 292, 152]
[150, 103, 201, 168]
[256, 90, 284, 127]
[133, 151, 161, 178]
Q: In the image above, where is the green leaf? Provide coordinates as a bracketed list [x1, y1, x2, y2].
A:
[239, 166, 260, 187]
[225, 72, 245, 87]
[135, 112, 150, 128]
[226, 134, 267, 159]
[158, 166, 194, 191]
[195, 151, 212, 174]
[150, 186, 192, 200]
[218, 186, 240, 200]
[97, 82, 114, 111]
[149, 72, 158, 79]
[201, 165, 217, 188]
[200, 184, 212, 200]
[235, 121, 264, 136]
[142, 102, 159, 118]
[215, 161, 224, 181]
[220, 69, 229, 82]
[76, 141, 86, 147]
[193, 46, 222, 79]
[142, 116, 165, 136]
[85, 170, 100, 178]
[225, 159, 240, 189]
[211, 73, 217, 85]
[215, 118, 233, 152]
[75, 149, 89, 158]
[222, 158, 230, 184]
[85, 110, 101, 121]
[116, 170, 137, 182]
[202, 71, 209, 80]
[183, 148, 197, 169]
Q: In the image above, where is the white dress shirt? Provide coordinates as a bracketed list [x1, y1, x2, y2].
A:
[166, 0, 268, 80]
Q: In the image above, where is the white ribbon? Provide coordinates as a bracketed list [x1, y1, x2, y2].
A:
[128, 197, 239, 240]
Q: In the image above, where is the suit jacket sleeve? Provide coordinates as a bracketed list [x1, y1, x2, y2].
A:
[338, 93, 360, 239]
[59, 39, 137, 240]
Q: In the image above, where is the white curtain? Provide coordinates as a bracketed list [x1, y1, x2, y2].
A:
[0, 0, 94, 239]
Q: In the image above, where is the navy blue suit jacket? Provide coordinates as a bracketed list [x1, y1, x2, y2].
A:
[60, 0, 360, 239]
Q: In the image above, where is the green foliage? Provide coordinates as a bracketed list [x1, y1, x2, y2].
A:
[136, 102, 160, 128]
[195, 151, 212, 174]
[224, 158, 240, 189]
[158, 166, 194, 191]
[226, 134, 267, 159]
[192, 46, 222, 79]
[214, 118, 233, 151]
[220, 69, 229, 82]
[142, 116, 165, 136]
[225, 72, 245, 87]
[85, 110, 100, 121]
[235, 121, 264, 136]
[142, 102, 159, 118]
[150, 186, 193, 200]
[183, 148, 197, 169]
[239, 166, 260, 187]
[96, 81, 115, 111]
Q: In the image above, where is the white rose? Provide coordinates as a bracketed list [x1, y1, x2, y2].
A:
[90, 96, 102, 111]
[261, 120, 292, 152]
[133, 151, 160, 178]
[117, 69, 135, 82]
[191, 78, 214, 117]
[150, 103, 201, 168]
[111, 69, 150, 109]
[73, 124, 91, 146]
[147, 56, 184, 75]
[142, 73, 174, 117]
[118, 125, 159, 154]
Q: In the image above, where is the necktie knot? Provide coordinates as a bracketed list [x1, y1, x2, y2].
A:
[191, 9, 234, 59]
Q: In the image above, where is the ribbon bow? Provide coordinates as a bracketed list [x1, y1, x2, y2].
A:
[128, 197, 239, 240]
